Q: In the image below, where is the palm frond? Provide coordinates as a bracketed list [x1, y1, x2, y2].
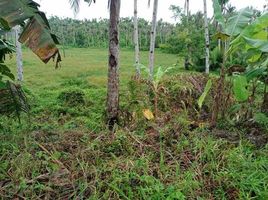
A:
[69, 0, 96, 14]
[108, 0, 111, 9]
[69, 0, 81, 14]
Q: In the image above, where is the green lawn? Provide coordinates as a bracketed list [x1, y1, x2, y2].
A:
[6, 47, 180, 90]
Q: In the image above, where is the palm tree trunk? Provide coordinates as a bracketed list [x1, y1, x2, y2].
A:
[107, 0, 121, 130]
[186, 0, 189, 17]
[203, 0, 210, 74]
[134, 0, 140, 76]
[185, 0, 190, 70]
[149, 0, 158, 78]
[15, 26, 23, 82]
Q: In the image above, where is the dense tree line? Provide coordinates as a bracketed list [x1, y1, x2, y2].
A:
[47, 11, 220, 72]
[48, 16, 174, 50]
[47, 9, 230, 72]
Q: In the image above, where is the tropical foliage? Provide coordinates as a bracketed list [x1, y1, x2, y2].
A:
[0, 0, 61, 87]
[0, 0, 60, 117]
[212, 0, 268, 119]
[1, 0, 268, 199]
[48, 16, 174, 50]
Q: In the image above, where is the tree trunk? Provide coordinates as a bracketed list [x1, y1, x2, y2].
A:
[203, 0, 210, 74]
[15, 26, 23, 82]
[185, 0, 190, 70]
[107, 0, 121, 130]
[134, 0, 140, 76]
[186, 0, 189, 17]
[262, 81, 268, 114]
[149, 0, 158, 79]
[139, 29, 142, 50]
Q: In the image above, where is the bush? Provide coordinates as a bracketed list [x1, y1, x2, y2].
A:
[58, 89, 85, 106]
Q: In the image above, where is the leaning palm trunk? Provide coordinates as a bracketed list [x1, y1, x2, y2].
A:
[133, 0, 140, 76]
[107, 0, 121, 129]
[15, 26, 23, 81]
[148, 0, 158, 78]
[203, 0, 210, 74]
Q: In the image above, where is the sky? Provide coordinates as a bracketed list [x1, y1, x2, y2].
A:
[37, 0, 267, 23]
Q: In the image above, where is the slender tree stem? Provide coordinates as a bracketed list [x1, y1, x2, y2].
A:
[149, 0, 158, 79]
[107, 0, 121, 130]
[203, 0, 210, 74]
[134, 0, 140, 76]
[15, 26, 23, 82]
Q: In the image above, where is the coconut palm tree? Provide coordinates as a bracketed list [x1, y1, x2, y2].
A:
[148, 0, 159, 78]
[14, 26, 23, 81]
[133, 0, 140, 76]
[184, 0, 191, 70]
[107, 0, 121, 129]
[203, 0, 210, 74]
[185, 0, 190, 19]
[69, 0, 121, 129]
[219, 0, 230, 13]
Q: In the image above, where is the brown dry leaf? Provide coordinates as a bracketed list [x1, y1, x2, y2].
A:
[143, 109, 154, 120]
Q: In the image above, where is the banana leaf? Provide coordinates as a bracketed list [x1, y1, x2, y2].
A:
[233, 75, 249, 102]
[225, 8, 253, 36]
[0, 0, 61, 65]
[212, 0, 225, 27]
[230, 12, 268, 52]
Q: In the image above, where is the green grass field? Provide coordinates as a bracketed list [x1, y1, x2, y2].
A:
[1, 48, 268, 199]
[6, 47, 179, 90]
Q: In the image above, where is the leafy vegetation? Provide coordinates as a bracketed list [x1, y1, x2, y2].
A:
[1, 0, 268, 199]
[48, 17, 174, 51]
[1, 48, 268, 199]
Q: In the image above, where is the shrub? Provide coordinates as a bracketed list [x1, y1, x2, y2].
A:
[58, 89, 85, 106]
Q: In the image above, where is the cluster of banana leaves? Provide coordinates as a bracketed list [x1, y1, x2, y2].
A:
[0, 0, 61, 116]
[212, 0, 268, 102]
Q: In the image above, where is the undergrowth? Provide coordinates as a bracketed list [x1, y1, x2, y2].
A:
[0, 73, 268, 199]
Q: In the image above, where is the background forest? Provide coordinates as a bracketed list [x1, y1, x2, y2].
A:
[47, 4, 260, 72]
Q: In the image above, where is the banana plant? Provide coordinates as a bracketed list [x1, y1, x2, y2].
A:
[140, 64, 173, 117]
[213, 0, 255, 52]
[0, 0, 61, 116]
[229, 12, 268, 104]
[0, 0, 61, 66]
[211, 0, 267, 124]
[213, 0, 268, 59]
[213, 0, 268, 117]
[0, 0, 61, 87]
